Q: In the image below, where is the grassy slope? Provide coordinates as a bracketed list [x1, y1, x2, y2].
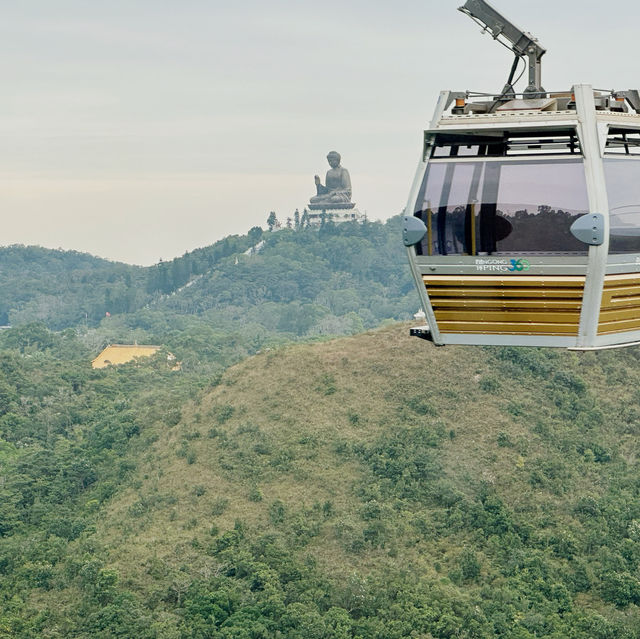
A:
[72, 323, 640, 633]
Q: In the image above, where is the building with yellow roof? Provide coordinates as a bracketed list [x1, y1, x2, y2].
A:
[91, 344, 179, 370]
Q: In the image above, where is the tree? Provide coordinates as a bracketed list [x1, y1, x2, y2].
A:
[248, 226, 263, 243]
[267, 212, 278, 231]
[294, 209, 300, 230]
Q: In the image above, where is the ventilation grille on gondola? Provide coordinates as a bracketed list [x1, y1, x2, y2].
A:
[430, 129, 582, 158]
[423, 274, 585, 336]
[605, 128, 640, 156]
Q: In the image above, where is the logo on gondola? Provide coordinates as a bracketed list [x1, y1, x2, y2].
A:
[474, 258, 531, 272]
[508, 259, 530, 272]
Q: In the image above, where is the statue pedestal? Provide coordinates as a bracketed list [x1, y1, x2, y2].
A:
[307, 206, 363, 226]
[308, 202, 356, 211]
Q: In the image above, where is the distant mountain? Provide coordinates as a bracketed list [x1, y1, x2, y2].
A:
[0, 245, 145, 328]
[1, 217, 418, 340]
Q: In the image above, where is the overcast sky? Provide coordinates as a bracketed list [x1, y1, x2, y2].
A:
[3, 0, 640, 265]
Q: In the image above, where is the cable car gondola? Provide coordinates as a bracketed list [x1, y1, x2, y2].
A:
[403, 0, 640, 349]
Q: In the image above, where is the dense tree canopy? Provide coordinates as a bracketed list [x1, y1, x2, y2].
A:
[0, 218, 417, 340]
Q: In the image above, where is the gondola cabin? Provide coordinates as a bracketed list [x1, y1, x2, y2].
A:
[404, 0, 640, 349]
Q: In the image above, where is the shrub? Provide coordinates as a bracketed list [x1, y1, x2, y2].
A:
[497, 432, 513, 447]
[211, 498, 229, 516]
[406, 396, 437, 416]
[479, 377, 500, 392]
[269, 500, 286, 525]
[163, 408, 182, 427]
[215, 404, 235, 424]
[318, 373, 336, 396]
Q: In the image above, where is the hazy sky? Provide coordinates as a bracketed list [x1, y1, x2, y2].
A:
[3, 0, 640, 265]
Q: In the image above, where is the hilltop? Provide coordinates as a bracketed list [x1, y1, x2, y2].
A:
[3, 323, 640, 637]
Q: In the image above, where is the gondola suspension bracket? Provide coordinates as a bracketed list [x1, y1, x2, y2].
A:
[458, 0, 546, 98]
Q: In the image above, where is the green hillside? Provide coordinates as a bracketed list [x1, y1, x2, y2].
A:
[2, 323, 640, 637]
[148, 218, 417, 338]
[0, 245, 146, 328]
[0, 218, 417, 342]
[0, 233, 260, 330]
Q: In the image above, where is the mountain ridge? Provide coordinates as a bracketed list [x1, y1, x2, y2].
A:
[0, 218, 417, 350]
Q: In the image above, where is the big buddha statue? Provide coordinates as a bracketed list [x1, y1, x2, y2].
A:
[309, 151, 355, 210]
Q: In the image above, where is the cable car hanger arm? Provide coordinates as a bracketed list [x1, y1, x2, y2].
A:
[458, 0, 546, 98]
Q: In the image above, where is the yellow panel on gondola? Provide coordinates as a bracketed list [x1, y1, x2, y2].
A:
[598, 274, 640, 334]
[423, 275, 584, 336]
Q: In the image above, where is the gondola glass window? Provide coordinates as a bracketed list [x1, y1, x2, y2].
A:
[414, 159, 589, 256]
[604, 158, 640, 253]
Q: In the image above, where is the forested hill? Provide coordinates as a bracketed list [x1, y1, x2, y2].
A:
[0, 245, 144, 328]
[147, 217, 417, 337]
[2, 323, 640, 637]
[0, 217, 417, 337]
